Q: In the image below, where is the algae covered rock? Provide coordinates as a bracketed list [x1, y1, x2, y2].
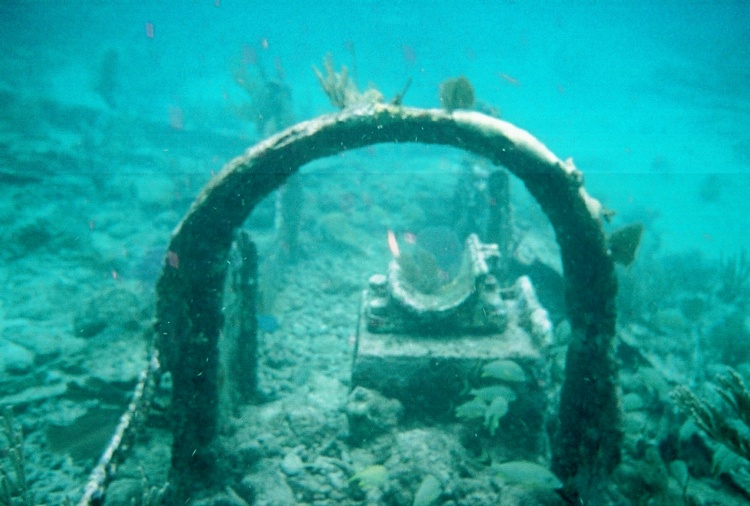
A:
[346, 386, 403, 445]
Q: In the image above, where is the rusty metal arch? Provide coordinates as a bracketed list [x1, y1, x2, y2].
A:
[153, 103, 621, 500]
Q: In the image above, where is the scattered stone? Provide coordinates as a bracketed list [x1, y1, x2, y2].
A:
[241, 473, 295, 505]
[190, 491, 251, 506]
[84, 337, 146, 388]
[280, 450, 305, 476]
[0, 340, 35, 374]
[72, 286, 144, 338]
[346, 387, 403, 445]
[0, 383, 68, 408]
[101, 478, 144, 506]
[285, 403, 330, 446]
[235, 441, 263, 467]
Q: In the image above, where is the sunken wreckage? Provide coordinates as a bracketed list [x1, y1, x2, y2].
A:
[78, 103, 622, 505]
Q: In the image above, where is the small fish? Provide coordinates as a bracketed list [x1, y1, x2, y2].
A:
[350, 465, 388, 489]
[413, 474, 441, 506]
[482, 359, 527, 383]
[498, 73, 520, 86]
[402, 44, 416, 64]
[493, 461, 562, 489]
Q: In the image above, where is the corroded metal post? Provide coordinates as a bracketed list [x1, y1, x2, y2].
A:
[153, 103, 619, 501]
[224, 231, 259, 406]
[487, 167, 513, 273]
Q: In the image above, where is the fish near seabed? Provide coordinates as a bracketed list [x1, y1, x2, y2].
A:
[608, 223, 645, 266]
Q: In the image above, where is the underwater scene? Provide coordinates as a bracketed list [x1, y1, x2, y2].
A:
[1, 1, 750, 505]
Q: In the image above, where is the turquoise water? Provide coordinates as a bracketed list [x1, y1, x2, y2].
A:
[1, 1, 749, 504]
[3, 1, 747, 253]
